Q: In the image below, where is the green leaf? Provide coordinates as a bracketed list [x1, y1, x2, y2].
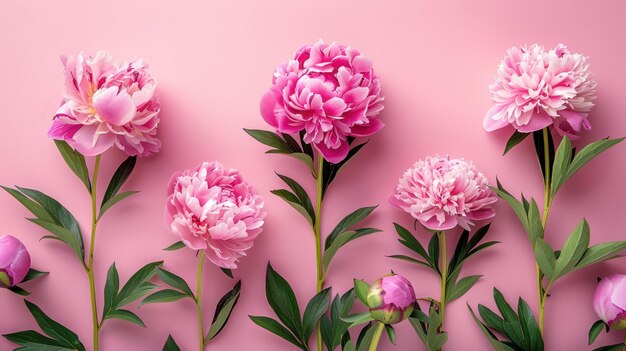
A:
[265, 263, 303, 339]
[355, 322, 376, 351]
[393, 223, 434, 268]
[302, 288, 331, 341]
[341, 313, 373, 328]
[24, 300, 85, 351]
[163, 241, 186, 251]
[54, 140, 91, 193]
[221, 268, 234, 279]
[271, 189, 315, 226]
[388, 255, 431, 268]
[98, 191, 138, 219]
[162, 335, 181, 351]
[206, 280, 241, 340]
[275, 173, 315, 225]
[575, 241, 626, 271]
[249, 316, 307, 350]
[326, 289, 356, 350]
[527, 199, 544, 244]
[286, 152, 315, 173]
[27, 219, 84, 264]
[447, 275, 481, 302]
[468, 304, 516, 351]
[1, 186, 54, 223]
[428, 235, 440, 274]
[592, 343, 625, 351]
[155, 268, 194, 297]
[534, 239, 556, 280]
[140, 289, 189, 306]
[353, 279, 370, 306]
[532, 129, 555, 182]
[493, 289, 525, 347]
[101, 156, 136, 208]
[244, 129, 292, 153]
[384, 324, 396, 344]
[22, 269, 49, 283]
[503, 131, 530, 155]
[323, 229, 381, 271]
[105, 309, 145, 327]
[588, 320, 606, 345]
[103, 263, 120, 320]
[549, 136, 573, 198]
[113, 261, 163, 308]
[8, 286, 31, 296]
[3, 330, 70, 349]
[492, 181, 529, 234]
[325, 206, 377, 250]
[517, 298, 543, 351]
[554, 219, 590, 279]
[558, 137, 625, 196]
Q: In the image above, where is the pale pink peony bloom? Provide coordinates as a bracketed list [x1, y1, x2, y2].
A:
[0, 235, 31, 288]
[165, 162, 266, 269]
[593, 274, 626, 329]
[484, 44, 596, 139]
[48, 51, 161, 157]
[260, 40, 384, 163]
[390, 156, 497, 231]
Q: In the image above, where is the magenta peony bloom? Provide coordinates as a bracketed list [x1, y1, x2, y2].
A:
[390, 156, 497, 231]
[367, 274, 416, 324]
[260, 40, 384, 163]
[594, 274, 626, 330]
[484, 44, 596, 139]
[0, 235, 31, 288]
[48, 51, 161, 157]
[165, 162, 266, 269]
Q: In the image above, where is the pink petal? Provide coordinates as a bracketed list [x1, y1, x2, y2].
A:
[323, 97, 347, 116]
[516, 110, 554, 133]
[483, 104, 509, 132]
[342, 87, 369, 105]
[260, 91, 279, 128]
[315, 140, 349, 164]
[92, 86, 136, 126]
[350, 119, 384, 137]
[69, 124, 116, 156]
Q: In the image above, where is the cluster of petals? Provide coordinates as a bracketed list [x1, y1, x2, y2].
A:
[166, 162, 266, 269]
[261, 40, 384, 163]
[484, 44, 596, 139]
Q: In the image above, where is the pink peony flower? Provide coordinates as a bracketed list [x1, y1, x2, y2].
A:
[48, 51, 161, 157]
[260, 40, 384, 163]
[484, 44, 596, 139]
[165, 162, 266, 269]
[593, 274, 626, 330]
[390, 156, 497, 231]
[366, 274, 416, 324]
[0, 235, 31, 288]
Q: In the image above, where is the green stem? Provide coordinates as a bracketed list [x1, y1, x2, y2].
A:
[537, 128, 552, 335]
[197, 251, 206, 351]
[314, 154, 324, 351]
[87, 155, 101, 351]
[438, 230, 447, 351]
[368, 322, 385, 351]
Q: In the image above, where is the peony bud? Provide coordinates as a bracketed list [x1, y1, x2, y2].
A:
[367, 274, 416, 324]
[593, 274, 626, 330]
[0, 235, 31, 288]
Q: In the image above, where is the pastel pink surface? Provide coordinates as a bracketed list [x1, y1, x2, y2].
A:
[1, 1, 625, 350]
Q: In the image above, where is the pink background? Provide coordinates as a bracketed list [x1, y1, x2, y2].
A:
[1, 1, 625, 350]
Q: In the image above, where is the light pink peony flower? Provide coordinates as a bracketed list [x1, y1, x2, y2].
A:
[48, 51, 161, 157]
[0, 235, 31, 288]
[390, 156, 497, 231]
[260, 40, 384, 163]
[484, 44, 596, 139]
[165, 162, 266, 269]
[366, 274, 416, 325]
[594, 274, 626, 329]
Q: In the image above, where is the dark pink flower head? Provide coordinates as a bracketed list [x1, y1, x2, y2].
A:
[48, 51, 161, 157]
[594, 274, 626, 330]
[0, 235, 31, 288]
[366, 274, 416, 325]
[390, 156, 497, 231]
[165, 162, 266, 269]
[260, 40, 384, 163]
[484, 44, 596, 139]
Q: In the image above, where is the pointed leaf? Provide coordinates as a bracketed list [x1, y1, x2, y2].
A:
[244, 129, 292, 153]
[517, 298, 543, 351]
[354, 279, 370, 306]
[155, 268, 194, 297]
[249, 316, 307, 350]
[162, 335, 181, 351]
[105, 309, 145, 327]
[468, 305, 516, 351]
[394, 223, 433, 266]
[302, 288, 331, 341]
[54, 140, 91, 192]
[550, 136, 573, 198]
[271, 189, 314, 225]
[341, 313, 373, 328]
[114, 261, 163, 308]
[447, 275, 481, 302]
[325, 206, 377, 250]
[98, 191, 138, 219]
[503, 131, 530, 155]
[554, 219, 590, 279]
[322, 142, 368, 198]
[532, 129, 555, 182]
[1, 186, 54, 223]
[534, 239, 556, 280]
[276, 173, 315, 225]
[588, 320, 606, 345]
[22, 269, 49, 283]
[206, 280, 241, 340]
[3, 330, 70, 349]
[101, 156, 136, 208]
[324, 229, 381, 271]
[27, 219, 84, 264]
[591, 343, 624, 351]
[140, 289, 189, 306]
[265, 263, 303, 339]
[384, 324, 396, 345]
[575, 242, 626, 271]
[163, 241, 186, 251]
[492, 182, 529, 234]
[24, 300, 85, 351]
[103, 263, 119, 320]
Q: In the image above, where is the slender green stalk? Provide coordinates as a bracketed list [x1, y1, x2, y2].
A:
[368, 322, 385, 351]
[622, 333, 626, 350]
[87, 155, 101, 351]
[197, 251, 206, 351]
[537, 128, 553, 335]
[438, 230, 447, 351]
[314, 154, 324, 351]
